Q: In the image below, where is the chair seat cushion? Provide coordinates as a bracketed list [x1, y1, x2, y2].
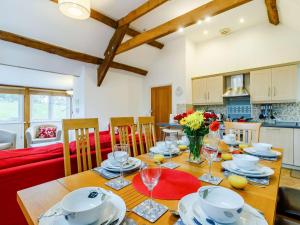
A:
[0, 143, 11, 150]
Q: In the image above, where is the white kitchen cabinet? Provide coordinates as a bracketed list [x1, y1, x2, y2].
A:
[259, 127, 294, 165]
[192, 76, 223, 105]
[293, 129, 300, 167]
[250, 65, 299, 103]
[250, 69, 272, 103]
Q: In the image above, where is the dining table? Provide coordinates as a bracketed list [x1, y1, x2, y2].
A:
[17, 149, 283, 225]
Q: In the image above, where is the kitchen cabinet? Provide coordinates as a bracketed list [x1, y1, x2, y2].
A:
[259, 127, 294, 165]
[250, 69, 272, 103]
[192, 76, 223, 105]
[293, 129, 300, 167]
[250, 65, 299, 103]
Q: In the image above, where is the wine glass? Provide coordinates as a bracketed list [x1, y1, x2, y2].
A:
[202, 132, 220, 182]
[113, 144, 129, 184]
[165, 134, 177, 160]
[140, 164, 162, 212]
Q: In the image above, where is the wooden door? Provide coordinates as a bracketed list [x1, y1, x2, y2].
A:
[259, 127, 294, 165]
[151, 85, 172, 140]
[271, 65, 297, 102]
[192, 78, 207, 105]
[206, 76, 223, 105]
[250, 69, 272, 103]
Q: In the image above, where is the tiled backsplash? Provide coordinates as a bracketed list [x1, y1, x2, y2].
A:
[191, 103, 300, 121]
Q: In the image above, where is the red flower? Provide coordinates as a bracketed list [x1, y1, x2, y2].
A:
[186, 108, 194, 115]
[210, 121, 220, 132]
[204, 112, 211, 119]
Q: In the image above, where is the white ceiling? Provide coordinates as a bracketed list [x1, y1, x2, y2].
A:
[0, 0, 298, 70]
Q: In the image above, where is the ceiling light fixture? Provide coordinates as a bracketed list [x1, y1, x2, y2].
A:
[203, 30, 208, 35]
[239, 18, 245, 23]
[58, 0, 91, 20]
[204, 16, 211, 22]
[178, 27, 184, 33]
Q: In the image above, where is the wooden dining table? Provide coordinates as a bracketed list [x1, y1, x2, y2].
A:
[17, 150, 283, 225]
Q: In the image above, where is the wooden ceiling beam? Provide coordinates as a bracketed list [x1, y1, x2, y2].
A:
[265, 0, 279, 25]
[97, 25, 129, 86]
[50, 0, 164, 49]
[118, 0, 169, 27]
[0, 30, 148, 76]
[116, 0, 252, 54]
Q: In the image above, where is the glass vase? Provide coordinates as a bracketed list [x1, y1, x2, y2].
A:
[187, 135, 204, 164]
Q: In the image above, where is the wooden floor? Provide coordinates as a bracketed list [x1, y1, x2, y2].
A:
[280, 168, 300, 189]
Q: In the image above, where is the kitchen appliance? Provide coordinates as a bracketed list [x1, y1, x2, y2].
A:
[223, 74, 249, 97]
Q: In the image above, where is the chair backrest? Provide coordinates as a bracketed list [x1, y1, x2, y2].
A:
[110, 117, 138, 157]
[224, 122, 262, 144]
[137, 116, 156, 154]
[62, 118, 101, 176]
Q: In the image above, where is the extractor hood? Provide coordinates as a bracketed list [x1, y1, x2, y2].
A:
[223, 74, 249, 97]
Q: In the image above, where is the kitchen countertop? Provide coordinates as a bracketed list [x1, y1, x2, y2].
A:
[262, 122, 300, 129]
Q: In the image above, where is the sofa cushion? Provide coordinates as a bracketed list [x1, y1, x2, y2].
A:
[37, 126, 57, 138]
[0, 142, 11, 150]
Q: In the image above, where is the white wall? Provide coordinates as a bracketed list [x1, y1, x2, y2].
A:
[191, 23, 300, 77]
[83, 65, 144, 130]
[143, 37, 187, 114]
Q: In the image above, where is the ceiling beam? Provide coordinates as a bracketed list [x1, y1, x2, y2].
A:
[265, 0, 279, 25]
[50, 0, 164, 49]
[118, 0, 169, 27]
[0, 30, 148, 76]
[97, 25, 129, 86]
[116, 0, 252, 54]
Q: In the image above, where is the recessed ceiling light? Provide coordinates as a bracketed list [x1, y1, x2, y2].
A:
[203, 30, 208, 35]
[239, 18, 245, 23]
[197, 20, 203, 25]
[204, 16, 211, 22]
[178, 27, 184, 33]
[58, 0, 91, 20]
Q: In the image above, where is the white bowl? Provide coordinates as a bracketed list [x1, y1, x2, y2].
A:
[223, 134, 236, 145]
[232, 154, 259, 171]
[198, 186, 244, 223]
[107, 152, 125, 166]
[61, 187, 109, 225]
[156, 141, 166, 150]
[252, 143, 272, 152]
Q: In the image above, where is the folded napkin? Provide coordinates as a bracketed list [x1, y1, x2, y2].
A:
[223, 170, 270, 186]
[93, 167, 120, 179]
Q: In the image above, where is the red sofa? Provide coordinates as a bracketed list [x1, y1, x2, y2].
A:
[0, 130, 141, 225]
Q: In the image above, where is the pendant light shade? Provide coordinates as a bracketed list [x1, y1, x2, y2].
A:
[58, 0, 91, 20]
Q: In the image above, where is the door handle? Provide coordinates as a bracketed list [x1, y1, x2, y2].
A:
[273, 87, 276, 97]
[268, 87, 271, 97]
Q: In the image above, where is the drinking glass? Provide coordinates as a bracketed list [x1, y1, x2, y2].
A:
[113, 144, 129, 184]
[165, 134, 177, 160]
[140, 164, 162, 211]
[202, 132, 220, 182]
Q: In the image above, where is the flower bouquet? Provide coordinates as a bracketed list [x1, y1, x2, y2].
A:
[174, 110, 220, 163]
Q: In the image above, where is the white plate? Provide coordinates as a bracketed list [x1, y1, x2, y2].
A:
[222, 161, 274, 178]
[244, 147, 281, 158]
[231, 162, 265, 175]
[150, 146, 180, 155]
[105, 158, 137, 169]
[222, 139, 241, 146]
[178, 193, 267, 225]
[39, 189, 126, 225]
[101, 157, 141, 172]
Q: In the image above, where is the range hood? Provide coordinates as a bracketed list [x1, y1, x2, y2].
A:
[223, 74, 249, 97]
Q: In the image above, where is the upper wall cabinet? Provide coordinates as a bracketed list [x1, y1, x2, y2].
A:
[250, 65, 299, 103]
[192, 76, 223, 105]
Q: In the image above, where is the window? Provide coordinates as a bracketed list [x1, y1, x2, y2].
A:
[0, 94, 23, 122]
[30, 95, 71, 122]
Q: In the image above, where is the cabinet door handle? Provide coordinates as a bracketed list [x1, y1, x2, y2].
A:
[273, 87, 276, 97]
[207, 92, 210, 101]
[268, 87, 271, 97]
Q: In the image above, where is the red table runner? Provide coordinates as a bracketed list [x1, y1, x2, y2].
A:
[132, 168, 201, 200]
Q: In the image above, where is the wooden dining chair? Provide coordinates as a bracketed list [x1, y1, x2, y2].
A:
[224, 122, 262, 144]
[137, 116, 156, 154]
[62, 118, 101, 176]
[110, 117, 138, 157]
